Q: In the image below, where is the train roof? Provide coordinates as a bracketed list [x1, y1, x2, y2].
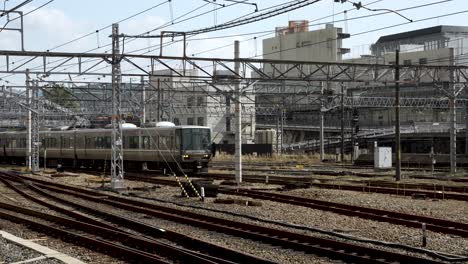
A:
[0, 125, 211, 135]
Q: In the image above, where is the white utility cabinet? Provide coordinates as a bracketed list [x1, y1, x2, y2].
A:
[374, 147, 392, 169]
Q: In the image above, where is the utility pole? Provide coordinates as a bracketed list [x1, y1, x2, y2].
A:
[395, 49, 402, 181]
[449, 90, 457, 175]
[319, 82, 325, 161]
[340, 83, 345, 163]
[140, 76, 146, 124]
[465, 103, 468, 155]
[449, 51, 457, 175]
[157, 78, 161, 122]
[25, 69, 31, 171]
[31, 79, 40, 173]
[111, 23, 124, 189]
[234, 40, 242, 185]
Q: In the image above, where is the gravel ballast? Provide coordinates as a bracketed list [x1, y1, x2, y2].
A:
[8, 170, 468, 263]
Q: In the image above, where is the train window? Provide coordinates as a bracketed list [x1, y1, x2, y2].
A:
[50, 138, 57, 148]
[142, 136, 150, 149]
[181, 128, 211, 151]
[85, 137, 92, 148]
[95, 137, 103, 149]
[159, 136, 168, 149]
[105, 137, 111, 148]
[175, 129, 181, 149]
[128, 136, 139, 149]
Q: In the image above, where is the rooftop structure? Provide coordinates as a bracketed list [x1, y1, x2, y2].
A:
[371, 25, 468, 58]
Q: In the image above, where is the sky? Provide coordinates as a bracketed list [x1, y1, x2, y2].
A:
[0, 0, 466, 84]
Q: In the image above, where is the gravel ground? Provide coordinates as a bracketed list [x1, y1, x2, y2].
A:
[284, 187, 468, 223]
[0, 182, 129, 264]
[43, 186, 334, 264]
[0, 237, 64, 264]
[128, 186, 468, 257]
[0, 219, 127, 264]
[11, 170, 468, 263]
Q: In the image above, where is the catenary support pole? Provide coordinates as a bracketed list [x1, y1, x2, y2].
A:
[111, 23, 124, 189]
[449, 49, 457, 175]
[31, 80, 39, 173]
[341, 83, 345, 163]
[234, 40, 242, 185]
[395, 49, 402, 181]
[25, 69, 31, 170]
[319, 82, 325, 161]
[140, 76, 146, 124]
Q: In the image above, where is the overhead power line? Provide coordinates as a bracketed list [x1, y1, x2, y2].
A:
[0, 0, 32, 17]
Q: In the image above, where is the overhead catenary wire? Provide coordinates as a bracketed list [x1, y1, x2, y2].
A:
[0, 0, 33, 17]
[5, 0, 458, 86]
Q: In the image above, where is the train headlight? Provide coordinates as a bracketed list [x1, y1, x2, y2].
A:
[183, 154, 190, 159]
[203, 154, 209, 158]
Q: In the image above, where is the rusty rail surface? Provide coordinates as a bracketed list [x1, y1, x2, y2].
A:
[202, 173, 468, 201]
[0, 202, 172, 264]
[0, 175, 271, 264]
[220, 189, 468, 238]
[115, 175, 468, 238]
[4, 172, 446, 264]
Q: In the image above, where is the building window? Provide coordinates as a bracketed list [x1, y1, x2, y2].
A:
[187, 97, 195, 108]
[197, 96, 204, 106]
[226, 117, 231, 132]
[197, 117, 204, 126]
[173, 118, 180, 125]
[403, 59, 412, 65]
[419, 58, 428, 65]
[187, 117, 194, 125]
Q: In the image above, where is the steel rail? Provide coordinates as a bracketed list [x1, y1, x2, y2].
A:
[0, 175, 272, 264]
[0, 204, 170, 264]
[204, 173, 468, 201]
[111, 175, 468, 238]
[6, 173, 445, 264]
[0, 183, 223, 264]
[220, 189, 468, 238]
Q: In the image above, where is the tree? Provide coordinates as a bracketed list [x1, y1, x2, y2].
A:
[43, 84, 79, 109]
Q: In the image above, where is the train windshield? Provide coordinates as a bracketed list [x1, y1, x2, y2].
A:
[181, 128, 210, 151]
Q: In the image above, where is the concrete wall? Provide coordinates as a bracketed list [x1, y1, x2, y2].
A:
[263, 26, 343, 61]
[148, 70, 255, 144]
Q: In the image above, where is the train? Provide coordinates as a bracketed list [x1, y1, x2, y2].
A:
[0, 123, 213, 174]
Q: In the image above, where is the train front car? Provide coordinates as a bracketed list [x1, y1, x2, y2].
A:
[177, 126, 211, 174]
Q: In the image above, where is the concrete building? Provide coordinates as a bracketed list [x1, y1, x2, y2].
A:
[147, 69, 255, 144]
[345, 25, 468, 128]
[256, 21, 349, 147]
[371, 25, 468, 59]
[262, 20, 349, 62]
[256, 24, 468, 155]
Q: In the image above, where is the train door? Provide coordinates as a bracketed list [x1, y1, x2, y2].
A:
[73, 131, 77, 166]
[175, 129, 181, 155]
[60, 136, 63, 156]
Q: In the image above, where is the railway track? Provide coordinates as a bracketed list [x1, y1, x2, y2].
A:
[2, 172, 447, 264]
[0, 174, 272, 264]
[203, 173, 468, 201]
[220, 189, 468, 239]
[120, 175, 468, 239]
[0, 199, 176, 263]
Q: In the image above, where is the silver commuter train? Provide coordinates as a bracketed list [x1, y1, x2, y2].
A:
[0, 125, 212, 174]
